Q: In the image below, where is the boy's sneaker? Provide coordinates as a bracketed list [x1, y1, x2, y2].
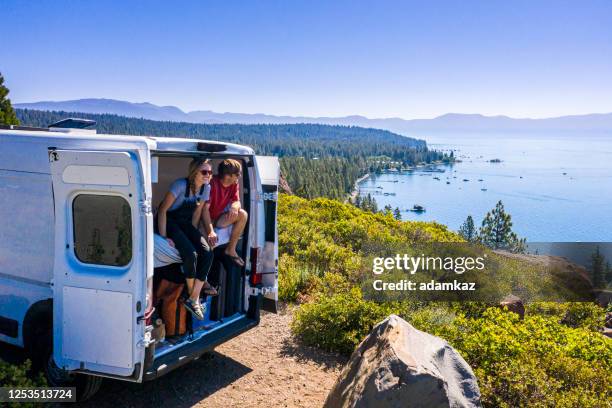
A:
[183, 298, 204, 320]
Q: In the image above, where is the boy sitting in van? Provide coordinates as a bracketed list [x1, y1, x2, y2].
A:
[203, 159, 248, 266]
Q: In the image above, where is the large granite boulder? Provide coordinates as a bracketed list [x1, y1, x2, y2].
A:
[324, 315, 481, 408]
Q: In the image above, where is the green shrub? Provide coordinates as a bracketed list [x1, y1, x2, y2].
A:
[477, 353, 609, 408]
[438, 308, 611, 407]
[528, 302, 605, 331]
[0, 359, 46, 408]
[291, 287, 400, 354]
[278, 254, 309, 301]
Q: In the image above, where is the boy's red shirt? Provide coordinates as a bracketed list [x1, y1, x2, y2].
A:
[207, 176, 240, 221]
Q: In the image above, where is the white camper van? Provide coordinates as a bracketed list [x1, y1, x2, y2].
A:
[0, 120, 279, 400]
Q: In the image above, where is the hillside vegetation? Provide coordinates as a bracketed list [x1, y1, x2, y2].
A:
[278, 195, 611, 407]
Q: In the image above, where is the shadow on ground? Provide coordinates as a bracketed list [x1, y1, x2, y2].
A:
[279, 337, 347, 371]
[0, 344, 251, 408]
[74, 351, 251, 408]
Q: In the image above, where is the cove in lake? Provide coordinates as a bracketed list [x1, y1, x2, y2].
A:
[358, 132, 612, 242]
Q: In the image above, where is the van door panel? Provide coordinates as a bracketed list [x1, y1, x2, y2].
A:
[62, 287, 133, 369]
[254, 156, 279, 313]
[50, 150, 146, 379]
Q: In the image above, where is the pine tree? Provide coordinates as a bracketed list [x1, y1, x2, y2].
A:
[383, 204, 393, 216]
[0, 72, 19, 126]
[478, 200, 526, 253]
[590, 246, 605, 288]
[393, 207, 402, 220]
[370, 196, 378, 213]
[458, 215, 476, 242]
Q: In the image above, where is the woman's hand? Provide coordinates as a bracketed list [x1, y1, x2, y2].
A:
[207, 231, 218, 247]
[166, 238, 175, 248]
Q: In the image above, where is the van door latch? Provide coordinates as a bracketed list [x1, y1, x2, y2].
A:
[137, 330, 155, 348]
[139, 198, 152, 215]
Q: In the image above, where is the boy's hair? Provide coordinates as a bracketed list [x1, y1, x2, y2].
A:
[218, 159, 242, 177]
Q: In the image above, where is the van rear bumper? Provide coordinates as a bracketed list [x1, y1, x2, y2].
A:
[144, 314, 258, 381]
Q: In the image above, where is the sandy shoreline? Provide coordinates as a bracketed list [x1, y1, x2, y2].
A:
[346, 173, 370, 203]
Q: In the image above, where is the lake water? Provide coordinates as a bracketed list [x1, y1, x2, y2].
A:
[358, 132, 612, 242]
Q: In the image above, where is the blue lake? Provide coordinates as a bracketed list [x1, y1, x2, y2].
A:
[358, 132, 612, 242]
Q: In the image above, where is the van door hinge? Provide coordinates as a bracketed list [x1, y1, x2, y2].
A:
[260, 192, 277, 202]
[249, 286, 277, 296]
[140, 198, 152, 215]
[48, 150, 59, 162]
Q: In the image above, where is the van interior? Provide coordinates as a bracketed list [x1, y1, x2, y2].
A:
[149, 154, 250, 356]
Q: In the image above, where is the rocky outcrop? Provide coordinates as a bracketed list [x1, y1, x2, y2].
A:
[324, 315, 482, 408]
[499, 294, 525, 319]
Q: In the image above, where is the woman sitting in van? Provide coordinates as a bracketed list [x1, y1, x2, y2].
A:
[203, 159, 248, 267]
[157, 158, 218, 320]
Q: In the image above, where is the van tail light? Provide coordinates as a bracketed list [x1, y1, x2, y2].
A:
[250, 247, 262, 285]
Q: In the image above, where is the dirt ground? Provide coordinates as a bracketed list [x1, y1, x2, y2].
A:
[75, 305, 346, 408]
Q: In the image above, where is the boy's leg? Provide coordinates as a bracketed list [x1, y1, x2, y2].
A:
[216, 209, 248, 263]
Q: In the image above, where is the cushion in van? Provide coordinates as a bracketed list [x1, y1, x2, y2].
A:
[154, 233, 182, 267]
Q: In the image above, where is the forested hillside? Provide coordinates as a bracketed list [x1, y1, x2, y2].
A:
[278, 195, 611, 407]
[16, 109, 446, 199]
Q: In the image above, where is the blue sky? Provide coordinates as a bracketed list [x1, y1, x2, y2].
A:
[2, 0, 611, 118]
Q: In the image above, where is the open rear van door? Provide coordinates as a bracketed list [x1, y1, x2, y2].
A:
[254, 156, 279, 313]
[49, 149, 148, 380]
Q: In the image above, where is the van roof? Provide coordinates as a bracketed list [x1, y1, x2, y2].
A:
[0, 128, 255, 155]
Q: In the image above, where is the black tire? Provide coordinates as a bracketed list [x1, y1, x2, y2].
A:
[34, 329, 103, 402]
[45, 355, 103, 401]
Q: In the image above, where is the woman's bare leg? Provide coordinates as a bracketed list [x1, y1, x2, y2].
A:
[190, 279, 205, 301]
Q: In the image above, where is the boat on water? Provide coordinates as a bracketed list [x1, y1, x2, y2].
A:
[446, 181, 451, 184]
[463, 179, 469, 182]
[481, 188, 488, 191]
[433, 176, 440, 180]
[478, 179, 483, 181]
[409, 204, 426, 212]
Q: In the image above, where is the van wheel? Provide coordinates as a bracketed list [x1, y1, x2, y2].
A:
[45, 356, 103, 401]
[36, 332, 102, 402]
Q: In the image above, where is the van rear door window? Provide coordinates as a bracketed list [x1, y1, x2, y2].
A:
[72, 194, 132, 266]
[263, 185, 277, 242]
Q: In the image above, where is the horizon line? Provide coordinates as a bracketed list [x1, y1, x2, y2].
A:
[12, 97, 612, 122]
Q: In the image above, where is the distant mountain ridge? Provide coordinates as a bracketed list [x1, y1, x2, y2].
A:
[15, 98, 612, 134]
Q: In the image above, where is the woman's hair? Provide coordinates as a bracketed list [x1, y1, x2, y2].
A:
[218, 158, 242, 177]
[187, 158, 211, 194]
